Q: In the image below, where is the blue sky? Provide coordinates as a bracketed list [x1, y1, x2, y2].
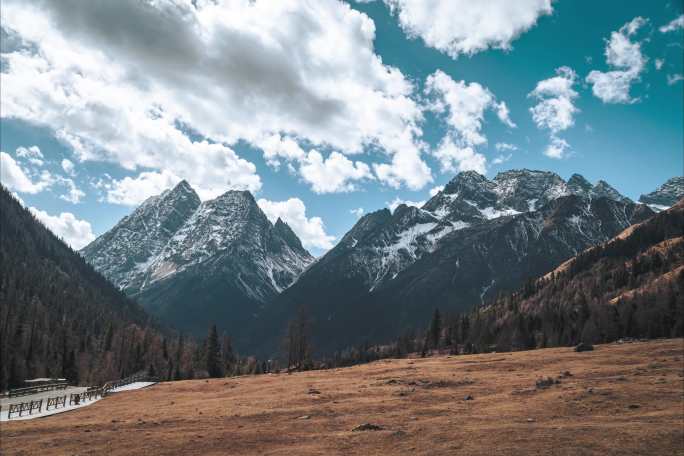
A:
[1, 0, 682, 255]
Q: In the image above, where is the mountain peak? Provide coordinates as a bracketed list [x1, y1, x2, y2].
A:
[273, 217, 305, 252]
[639, 176, 684, 210]
[567, 173, 593, 194]
[444, 170, 488, 192]
[593, 180, 631, 203]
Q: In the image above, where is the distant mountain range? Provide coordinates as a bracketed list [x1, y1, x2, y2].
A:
[81, 170, 683, 354]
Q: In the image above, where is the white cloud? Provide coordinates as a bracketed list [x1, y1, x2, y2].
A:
[659, 15, 684, 33]
[16, 145, 44, 166]
[428, 185, 444, 197]
[383, 0, 553, 58]
[425, 70, 514, 175]
[257, 198, 335, 251]
[586, 17, 648, 104]
[256, 135, 306, 169]
[57, 177, 85, 204]
[387, 197, 425, 212]
[104, 170, 182, 206]
[667, 74, 684, 85]
[529, 66, 578, 159]
[529, 66, 579, 134]
[350, 207, 365, 218]
[29, 207, 95, 250]
[0, 151, 52, 193]
[426, 70, 511, 146]
[544, 137, 570, 159]
[1, 0, 429, 195]
[61, 158, 75, 175]
[492, 154, 513, 165]
[655, 58, 664, 70]
[372, 146, 432, 190]
[299, 150, 373, 194]
[433, 138, 487, 174]
[495, 142, 518, 152]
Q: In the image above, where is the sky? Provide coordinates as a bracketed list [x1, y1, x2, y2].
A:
[1, 0, 682, 256]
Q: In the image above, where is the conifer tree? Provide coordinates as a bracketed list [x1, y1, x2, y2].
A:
[429, 308, 442, 349]
[206, 325, 223, 378]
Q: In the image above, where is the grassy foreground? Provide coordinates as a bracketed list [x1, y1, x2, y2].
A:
[2, 339, 683, 455]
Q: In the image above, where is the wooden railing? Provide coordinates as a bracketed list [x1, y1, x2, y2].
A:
[7, 399, 44, 419]
[2, 373, 157, 420]
[45, 395, 67, 411]
[7, 382, 69, 398]
[102, 371, 157, 396]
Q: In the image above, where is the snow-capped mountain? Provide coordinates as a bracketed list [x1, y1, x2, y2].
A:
[263, 170, 654, 354]
[81, 181, 313, 337]
[81, 180, 201, 291]
[639, 176, 684, 211]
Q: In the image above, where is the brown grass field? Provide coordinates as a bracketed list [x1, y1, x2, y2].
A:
[2, 339, 683, 455]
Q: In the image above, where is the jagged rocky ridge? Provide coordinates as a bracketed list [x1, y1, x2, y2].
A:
[639, 176, 684, 211]
[262, 170, 655, 353]
[81, 181, 314, 338]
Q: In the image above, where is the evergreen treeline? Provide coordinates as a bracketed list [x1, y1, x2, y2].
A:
[0, 187, 268, 389]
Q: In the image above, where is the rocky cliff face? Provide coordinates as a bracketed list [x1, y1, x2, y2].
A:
[81, 181, 313, 338]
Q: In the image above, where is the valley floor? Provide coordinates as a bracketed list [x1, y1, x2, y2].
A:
[1, 339, 683, 455]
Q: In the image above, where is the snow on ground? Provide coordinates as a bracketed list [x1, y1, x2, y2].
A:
[0, 387, 98, 422]
[0, 382, 157, 421]
[108, 382, 156, 393]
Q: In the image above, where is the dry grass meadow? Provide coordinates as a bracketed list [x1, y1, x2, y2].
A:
[2, 339, 683, 455]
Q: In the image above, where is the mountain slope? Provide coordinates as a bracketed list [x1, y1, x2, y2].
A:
[0, 186, 159, 388]
[82, 182, 314, 340]
[467, 197, 684, 351]
[81, 180, 201, 291]
[264, 170, 653, 354]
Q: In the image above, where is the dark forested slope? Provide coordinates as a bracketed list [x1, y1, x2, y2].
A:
[456, 197, 684, 352]
[0, 186, 168, 388]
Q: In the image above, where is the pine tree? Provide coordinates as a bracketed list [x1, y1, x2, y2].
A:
[206, 325, 223, 378]
[429, 308, 442, 349]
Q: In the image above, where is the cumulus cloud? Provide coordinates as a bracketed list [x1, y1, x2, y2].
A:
[428, 185, 444, 197]
[586, 17, 648, 104]
[257, 197, 335, 251]
[433, 138, 487, 174]
[57, 177, 85, 204]
[16, 145, 44, 166]
[0, 151, 52, 193]
[29, 207, 95, 249]
[61, 158, 75, 175]
[299, 150, 373, 194]
[104, 170, 181, 206]
[1, 0, 430, 195]
[529, 66, 578, 159]
[492, 154, 513, 165]
[383, 0, 553, 58]
[387, 197, 425, 212]
[350, 207, 365, 218]
[544, 137, 570, 159]
[659, 15, 684, 33]
[425, 70, 514, 174]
